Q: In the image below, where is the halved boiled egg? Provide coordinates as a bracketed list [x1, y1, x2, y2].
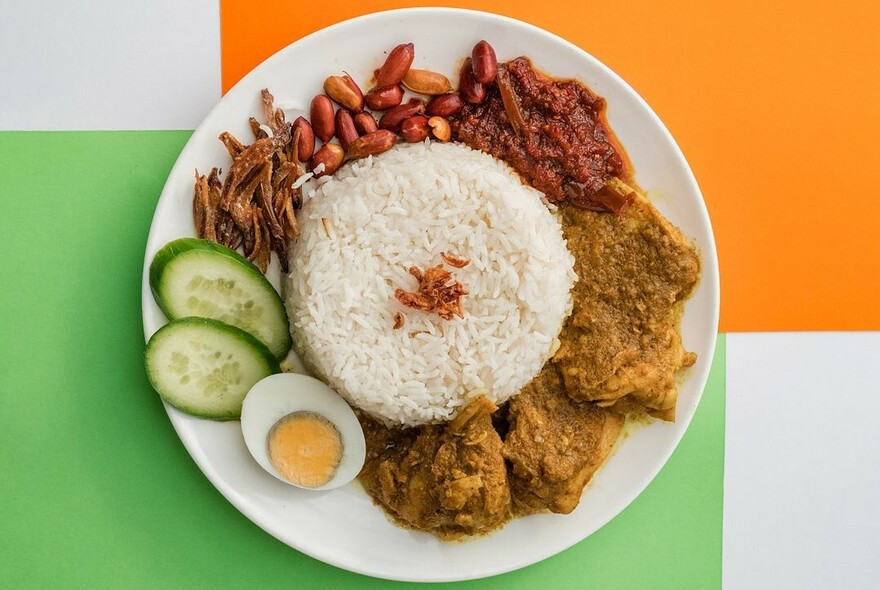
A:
[241, 373, 365, 490]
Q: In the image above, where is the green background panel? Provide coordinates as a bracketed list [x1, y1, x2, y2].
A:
[0, 132, 724, 589]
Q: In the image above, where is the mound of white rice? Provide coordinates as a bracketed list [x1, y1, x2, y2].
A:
[286, 141, 576, 426]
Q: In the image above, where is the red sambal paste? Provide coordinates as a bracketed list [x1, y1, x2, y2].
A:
[453, 57, 633, 214]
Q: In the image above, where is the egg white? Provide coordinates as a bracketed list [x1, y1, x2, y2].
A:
[240, 373, 366, 490]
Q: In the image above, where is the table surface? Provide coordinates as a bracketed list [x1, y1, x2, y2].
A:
[1, 1, 878, 588]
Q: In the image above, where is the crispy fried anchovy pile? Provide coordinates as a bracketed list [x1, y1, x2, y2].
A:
[193, 89, 304, 272]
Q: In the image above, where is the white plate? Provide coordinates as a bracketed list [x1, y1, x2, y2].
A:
[141, 7, 720, 582]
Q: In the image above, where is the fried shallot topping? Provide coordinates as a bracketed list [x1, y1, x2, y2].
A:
[394, 264, 469, 321]
[393, 312, 406, 330]
[440, 251, 470, 268]
[193, 88, 304, 273]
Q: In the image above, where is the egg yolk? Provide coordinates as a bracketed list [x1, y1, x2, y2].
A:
[267, 412, 343, 488]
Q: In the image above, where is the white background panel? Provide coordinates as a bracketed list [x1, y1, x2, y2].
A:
[724, 332, 880, 589]
[0, 0, 220, 130]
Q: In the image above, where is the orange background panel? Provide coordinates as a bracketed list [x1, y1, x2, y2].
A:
[220, 0, 880, 332]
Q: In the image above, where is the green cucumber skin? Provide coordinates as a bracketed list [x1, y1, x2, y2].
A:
[144, 317, 280, 420]
[148, 238, 247, 309]
[149, 238, 292, 358]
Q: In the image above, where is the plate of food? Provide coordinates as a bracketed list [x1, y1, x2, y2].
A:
[141, 7, 719, 582]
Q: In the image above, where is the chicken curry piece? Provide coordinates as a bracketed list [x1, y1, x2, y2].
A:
[358, 397, 511, 540]
[503, 363, 624, 515]
[554, 197, 700, 419]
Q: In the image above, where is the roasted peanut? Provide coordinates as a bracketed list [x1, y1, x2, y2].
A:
[335, 109, 359, 151]
[459, 58, 486, 105]
[310, 95, 335, 143]
[376, 43, 414, 87]
[342, 74, 364, 110]
[400, 115, 430, 143]
[323, 75, 363, 112]
[347, 130, 396, 159]
[364, 84, 404, 111]
[310, 143, 345, 177]
[471, 40, 498, 84]
[292, 116, 315, 162]
[428, 116, 451, 142]
[378, 98, 426, 132]
[402, 69, 453, 96]
[426, 92, 463, 117]
[353, 112, 379, 135]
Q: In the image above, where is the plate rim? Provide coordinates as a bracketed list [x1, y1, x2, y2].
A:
[141, 6, 720, 582]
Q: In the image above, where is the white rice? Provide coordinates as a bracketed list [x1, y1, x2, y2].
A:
[286, 141, 576, 426]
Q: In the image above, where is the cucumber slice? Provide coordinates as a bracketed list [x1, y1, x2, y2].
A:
[149, 238, 292, 358]
[145, 318, 280, 420]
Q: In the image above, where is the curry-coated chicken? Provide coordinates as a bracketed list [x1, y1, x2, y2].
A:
[358, 397, 511, 539]
[503, 363, 624, 515]
[553, 196, 700, 419]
